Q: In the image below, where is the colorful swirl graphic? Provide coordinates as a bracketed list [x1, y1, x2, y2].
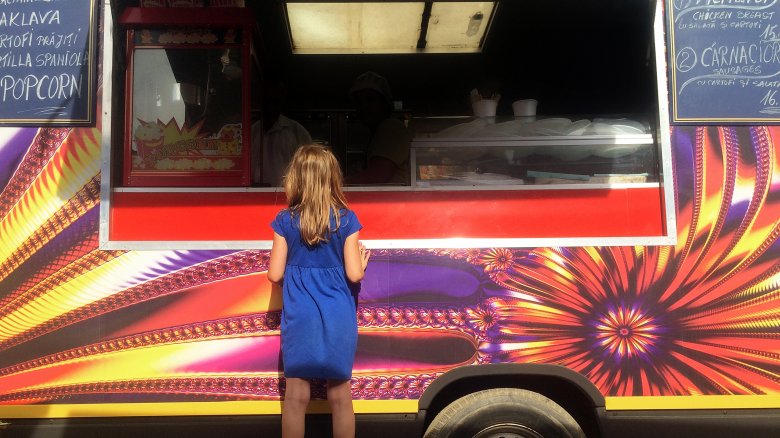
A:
[1, 125, 780, 406]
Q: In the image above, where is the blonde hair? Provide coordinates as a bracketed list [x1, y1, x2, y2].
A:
[283, 144, 349, 246]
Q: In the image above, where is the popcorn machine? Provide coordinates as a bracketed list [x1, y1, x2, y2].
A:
[119, 6, 257, 186]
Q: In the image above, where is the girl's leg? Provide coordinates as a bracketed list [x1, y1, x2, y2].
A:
[327, 379, 355, 438]
[282, 377, 310, 438]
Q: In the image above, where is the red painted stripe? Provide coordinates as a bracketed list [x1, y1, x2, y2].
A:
[110, 188, 665, 241]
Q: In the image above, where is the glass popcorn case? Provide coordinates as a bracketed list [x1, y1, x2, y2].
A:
[120, 7, 257, 187]
[410, 117, 659, 188]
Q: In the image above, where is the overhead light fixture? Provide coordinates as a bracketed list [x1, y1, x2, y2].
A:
[284, 2, 497, 54]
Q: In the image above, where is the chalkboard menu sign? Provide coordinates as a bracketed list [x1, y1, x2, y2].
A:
[0, 0, 98, 126]
[667, 0, 780, 123]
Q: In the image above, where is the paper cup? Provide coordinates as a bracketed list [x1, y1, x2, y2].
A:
[512, 99, 538, 117]
[472, 99, 498, 118]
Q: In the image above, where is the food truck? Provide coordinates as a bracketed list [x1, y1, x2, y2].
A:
[1, 0, 780, 436]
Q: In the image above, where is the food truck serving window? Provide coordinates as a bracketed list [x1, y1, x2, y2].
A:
[101, 0, 676, 250]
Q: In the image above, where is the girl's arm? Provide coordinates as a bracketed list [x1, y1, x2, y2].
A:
[267, 232, 288, 284]
[344, 232, 370, 283]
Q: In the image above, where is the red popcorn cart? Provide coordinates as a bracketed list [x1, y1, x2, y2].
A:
[120, 7, 256, 187]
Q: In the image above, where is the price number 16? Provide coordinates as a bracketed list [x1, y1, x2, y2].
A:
[761, 90, 778, 107]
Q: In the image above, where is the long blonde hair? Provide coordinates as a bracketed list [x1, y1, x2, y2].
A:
[284, 144, 349, 246]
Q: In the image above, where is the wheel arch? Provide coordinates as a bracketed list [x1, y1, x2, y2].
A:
[418, 363, 606, 438]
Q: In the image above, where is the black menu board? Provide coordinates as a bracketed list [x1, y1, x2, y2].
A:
[667, 0, 780, 124]
[0, 0, 98, 126]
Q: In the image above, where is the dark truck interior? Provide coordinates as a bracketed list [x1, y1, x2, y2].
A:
[252, 0, 656, 117]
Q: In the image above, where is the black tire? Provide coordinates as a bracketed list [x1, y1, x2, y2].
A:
[424, 388, 586, 438]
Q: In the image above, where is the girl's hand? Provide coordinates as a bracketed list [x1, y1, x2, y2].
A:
[345, 233, 367, 283]
[359, 242, 371, 272]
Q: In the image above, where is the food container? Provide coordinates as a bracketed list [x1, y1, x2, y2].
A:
[512, 99, 537, 117]
[472, 99, 498, 118]
[418, 165, 468, 180]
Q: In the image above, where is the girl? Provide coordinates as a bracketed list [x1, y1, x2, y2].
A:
[267, 144, 370, 438]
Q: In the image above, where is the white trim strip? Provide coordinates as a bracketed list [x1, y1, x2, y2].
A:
[113, 183, 661, 193]
[101, 236, 677, 251]
[98, 0, 114, 250]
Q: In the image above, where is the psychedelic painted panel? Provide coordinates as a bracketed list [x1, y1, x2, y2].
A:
[1, 125, 780, 407]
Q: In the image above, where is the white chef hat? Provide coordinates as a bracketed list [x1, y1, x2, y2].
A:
[349, 71, 393, 107]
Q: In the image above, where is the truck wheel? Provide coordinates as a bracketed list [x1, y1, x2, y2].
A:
[424, 388, 585, 438]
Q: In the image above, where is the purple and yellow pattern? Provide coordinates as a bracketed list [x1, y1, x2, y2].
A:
[1, 123, 780, 409]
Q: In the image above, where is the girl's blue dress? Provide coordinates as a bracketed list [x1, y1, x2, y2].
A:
[271, 208, 361, 380]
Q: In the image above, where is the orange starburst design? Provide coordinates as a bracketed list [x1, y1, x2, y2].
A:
[595, 306, 658, 359]
[465, 303, 499, 335]
[478, 248, 515, 273]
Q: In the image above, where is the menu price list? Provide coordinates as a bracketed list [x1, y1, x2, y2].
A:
[0, 0, 96, 125]
[668, 0, 780, 123]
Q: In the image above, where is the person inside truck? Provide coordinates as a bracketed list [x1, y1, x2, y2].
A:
[251, 73, 312, 187]
[345, 71, 412, 185]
